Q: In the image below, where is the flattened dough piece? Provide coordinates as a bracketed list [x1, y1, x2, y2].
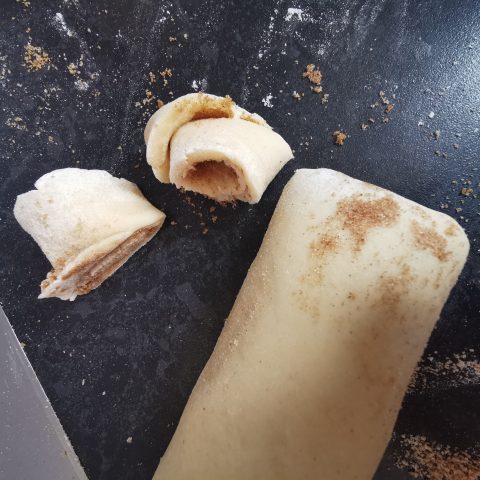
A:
[153, 168, 469, 480]
[144, 93, 292, 203]
[14, 168, 165, 301]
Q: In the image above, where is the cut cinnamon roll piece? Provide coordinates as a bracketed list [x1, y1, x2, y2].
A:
[14, 168, 165, 301]
[144, 93, 293, 203]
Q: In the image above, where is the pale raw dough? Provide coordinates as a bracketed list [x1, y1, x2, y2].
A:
[144, 93, 292, 203]
[14, 168, 165, 300]
[153, 168, 469, 480]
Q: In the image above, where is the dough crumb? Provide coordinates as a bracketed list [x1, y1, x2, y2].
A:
[292, 91, 303, 101]
[126, 436, 133, 444]
[67, 63, 78, 75]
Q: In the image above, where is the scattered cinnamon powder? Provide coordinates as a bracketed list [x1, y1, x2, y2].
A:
[444, 223, 459, 236]
[333, 131, 347, 145]
[375, 265, 411, 311]
[337, 195, 400, 251]
[303, 63, 322, 85]
[396, 435, 480, 480]
[310, 234, 338, 257]
[411, 220, 451, 262]
[24, 43, 50, 71]
[408, 351, 480, 393]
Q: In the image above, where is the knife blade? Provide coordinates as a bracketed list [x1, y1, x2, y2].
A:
[0, 306, 88, 480]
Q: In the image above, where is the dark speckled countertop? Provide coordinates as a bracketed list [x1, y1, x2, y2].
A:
[1, 1, 479, 479]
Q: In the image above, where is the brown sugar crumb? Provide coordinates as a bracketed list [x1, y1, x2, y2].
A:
[333, 131, 347, 145]
[168, 36, 177, 43]
[303, 63, 322, 85]
[311, 85, 322, 94]
[461, 187, 473, 196]
[24, 43, 50, 71]
[67, 63, 78, 75]
[361, 123, 369, 130]
[160, 68, 173, 86]
[157, 99, 164, 109]
[396, 434, 480, 480]
[16, 0, 31, 7]
[411, 220, 451, 262]
[337, 195, 400, 251]
[148, 71, 157, 84]
[170, 220, 177, 226]
[142, 89, 155, 106]
[385, 104, 394, 113]
[202, 227, 209, 235]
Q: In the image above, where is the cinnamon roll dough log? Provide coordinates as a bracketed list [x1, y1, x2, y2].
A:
[14, 168, 165, 301]
[153, 168, 469, 480]
[144, 93, 292, 202]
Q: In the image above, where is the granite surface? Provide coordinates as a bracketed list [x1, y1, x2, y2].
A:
[0, 0, 479, 479]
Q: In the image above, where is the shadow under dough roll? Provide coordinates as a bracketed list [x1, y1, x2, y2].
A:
[153, 168, 469, 480]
